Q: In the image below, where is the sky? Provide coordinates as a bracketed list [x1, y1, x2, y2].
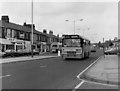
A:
[0, 0, 118, 43]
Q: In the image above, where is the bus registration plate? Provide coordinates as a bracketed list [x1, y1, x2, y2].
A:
[67, 51, 76, 56]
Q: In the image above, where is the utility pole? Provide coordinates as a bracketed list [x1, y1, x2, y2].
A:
[31, 0, 33, 58]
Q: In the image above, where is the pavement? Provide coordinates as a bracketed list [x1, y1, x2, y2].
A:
[0, 52, 59, 64]
[79, 55, 119, 86]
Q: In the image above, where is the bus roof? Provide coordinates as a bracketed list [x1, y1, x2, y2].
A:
[62, 34, 90, 41]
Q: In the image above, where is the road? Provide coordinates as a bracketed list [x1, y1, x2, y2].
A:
[2, 49, 115, 90]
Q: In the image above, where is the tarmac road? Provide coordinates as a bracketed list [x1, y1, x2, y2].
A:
[2, 49, 104, 89]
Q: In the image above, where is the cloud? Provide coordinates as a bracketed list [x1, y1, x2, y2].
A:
[0, 1, 118, 42]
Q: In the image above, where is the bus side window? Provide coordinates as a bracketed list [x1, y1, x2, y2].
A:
[81, 39, 84, 47]
[88, 41, 91, 45]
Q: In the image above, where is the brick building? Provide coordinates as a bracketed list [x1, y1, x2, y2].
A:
[0, 15, 62, 53]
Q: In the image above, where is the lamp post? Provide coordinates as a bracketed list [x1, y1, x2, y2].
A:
[31, 0, 33, 58]
[65, 19, 83, 34]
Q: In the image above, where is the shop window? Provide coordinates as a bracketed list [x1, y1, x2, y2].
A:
[16, 45, 23, 51]
[6, 45, 14, 50]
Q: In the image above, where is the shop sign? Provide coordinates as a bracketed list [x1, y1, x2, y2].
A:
[6, 37, 15, 41]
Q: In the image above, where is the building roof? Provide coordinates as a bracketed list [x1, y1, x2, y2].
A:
[0, 20, 46, 36]
[0, 20, 31, 33]
[0, 20, 60, 39]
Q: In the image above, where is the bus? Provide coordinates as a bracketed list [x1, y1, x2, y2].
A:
[61, 34, 91, 60]
[51, 42, 62, 53]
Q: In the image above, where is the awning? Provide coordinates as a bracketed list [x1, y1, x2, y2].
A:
[0, 38, 12, 45]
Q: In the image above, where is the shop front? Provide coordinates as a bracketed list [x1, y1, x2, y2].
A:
[0, 38, 14, 52]
[11, 39, 25, 52]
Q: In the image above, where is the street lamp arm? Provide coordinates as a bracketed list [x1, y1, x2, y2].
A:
[80, 19, 83, 21]
[65, 20, 69, 22]
[65, 19, 83, 35]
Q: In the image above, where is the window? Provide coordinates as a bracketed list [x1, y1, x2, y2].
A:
[4, 28, 7, 38]
[39, 35, 41, 41]
[63, 39, 81, 47]
[16, 30, 20, 39]
[19, 31, 25, 39]
[16, 45, 23, 51]
[37, 34, 39, 41]
[33, 34, 37, 42]
[6, 28, 11, 38]
[6, 45, 14, 50]
[1, 28, 6, 38]
[12, 29, 15, 38]
[25, 32, 29, 40]
[0, 27, 2, 38]
[14, 30, 17, 38]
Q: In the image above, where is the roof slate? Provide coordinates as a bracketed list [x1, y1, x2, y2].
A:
[0, 20, 58, 38]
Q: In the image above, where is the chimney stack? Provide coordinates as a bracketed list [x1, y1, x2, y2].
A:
[23, 22, 35, 29]
[1, 15, 9, 23]
[49, 30, 53, 35]
[43, 29, 47, 34]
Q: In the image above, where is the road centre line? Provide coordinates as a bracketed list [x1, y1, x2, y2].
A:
[0, 74, 11, 79]
[76, 56, 102, 79]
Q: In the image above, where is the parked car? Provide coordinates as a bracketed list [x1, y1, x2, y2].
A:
[118, 44, 120, 55]
[104, 47, 118, 55]
[0, 51, 6, 57]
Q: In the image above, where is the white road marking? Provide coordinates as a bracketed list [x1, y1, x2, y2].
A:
[75, 56, 102, 89]
[0, 74, 11, 79]
[40, 65, 46, 68]
[74, 80, 85, 89]
[85, 80, 118, 87]
[77, 56, 102, 79]
[74, 78, 117, 89]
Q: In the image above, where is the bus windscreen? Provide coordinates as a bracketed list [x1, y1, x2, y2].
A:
[63, 39, 81, 47]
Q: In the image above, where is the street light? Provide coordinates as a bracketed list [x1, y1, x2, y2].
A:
[31, 0, 34, 58]
[65, 19, 83, 34]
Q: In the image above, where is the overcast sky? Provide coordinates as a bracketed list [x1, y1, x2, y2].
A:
[0, 0, 118, 43]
